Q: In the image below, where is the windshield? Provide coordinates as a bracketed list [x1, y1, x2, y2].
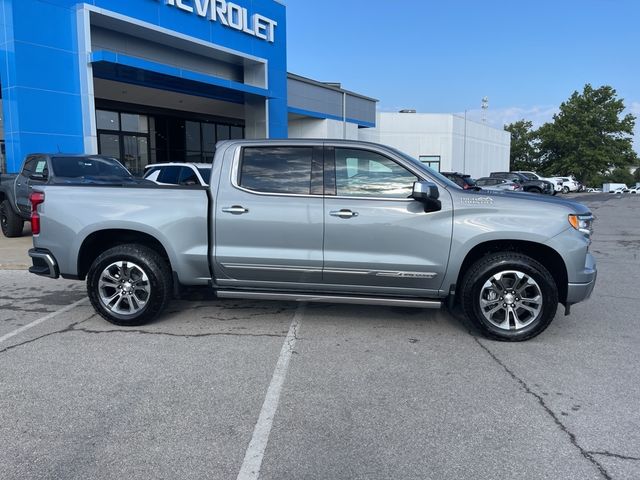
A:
[388, 147, 462, 189]
[197, 167, 212, 185]
[51, 156, 131, 178]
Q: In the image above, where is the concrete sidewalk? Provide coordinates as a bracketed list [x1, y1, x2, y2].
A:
[0, 224, 33, 270]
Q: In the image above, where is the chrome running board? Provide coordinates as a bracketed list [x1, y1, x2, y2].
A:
[215, 290, 442, 309]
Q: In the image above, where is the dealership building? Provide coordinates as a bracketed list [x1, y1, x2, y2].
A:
[360, 112, 510, 178]
[0, 0, 376, 174]
[0, 0, 508, 177]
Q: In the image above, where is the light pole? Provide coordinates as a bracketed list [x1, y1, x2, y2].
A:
[342, 91, 347, 139]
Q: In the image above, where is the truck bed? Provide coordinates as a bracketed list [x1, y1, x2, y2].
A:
[33, 184, 211, 284]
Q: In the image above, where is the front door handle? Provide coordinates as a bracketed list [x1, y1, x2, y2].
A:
[330, 209, 359, 219]
[222, 206, 249, 215]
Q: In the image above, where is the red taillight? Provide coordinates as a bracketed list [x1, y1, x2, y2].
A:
[463, 184, 469, 190]
[30, 192, 45, 235]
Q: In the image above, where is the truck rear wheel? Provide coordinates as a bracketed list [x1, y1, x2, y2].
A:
[87, 244, 172, 326]
[461, 252, 558, 341]
[1, 199, 24, 237]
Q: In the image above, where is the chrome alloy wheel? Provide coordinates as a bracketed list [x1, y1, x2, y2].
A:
[98, 261, 151, 317]
[479, 270, 543, 331]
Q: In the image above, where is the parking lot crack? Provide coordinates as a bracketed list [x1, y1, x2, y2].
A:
[588, 451, 640, 461]
[71, 327, 286, 339]
[473, 336, 613, 480]
[0, 317, 95, 355]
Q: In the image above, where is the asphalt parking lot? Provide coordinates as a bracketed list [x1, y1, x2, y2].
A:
[1, 193, 639, 480]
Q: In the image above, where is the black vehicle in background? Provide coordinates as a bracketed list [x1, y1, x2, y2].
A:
[0, 154, 145, 237]
[489, 172, 554, 195]
[476, 177, 522, 192]
[441, 172, 479, 190]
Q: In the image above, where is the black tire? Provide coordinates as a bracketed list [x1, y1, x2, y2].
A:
[87, 244, 172, 326]
[528, 187, 542, 194]
[552, 191, 558, 196]
[1, 199, 24, 238]
[562, 186, 570, 194]
[461, 252, 558, 341]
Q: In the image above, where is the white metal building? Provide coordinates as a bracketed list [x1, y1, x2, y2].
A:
[358, 112, 510, 178]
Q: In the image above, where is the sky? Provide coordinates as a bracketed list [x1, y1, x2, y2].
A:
[285, 0, 640, 150]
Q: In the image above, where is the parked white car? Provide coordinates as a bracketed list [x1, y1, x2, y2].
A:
[515, 171, 562, 195]
[143, 162, 212, 186]
[553, 176, 580, 194]
[628, 186, 638, 194]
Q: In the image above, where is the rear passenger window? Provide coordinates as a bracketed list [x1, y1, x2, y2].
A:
[240, 147, 313, 195]
[157, 166, 181, 184]
[178, 167, 199, 186]
[21, 157, 39, 175]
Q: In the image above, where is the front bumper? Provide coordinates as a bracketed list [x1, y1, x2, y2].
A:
[28, 248, 59, 279]
[566, 252, 597, 304]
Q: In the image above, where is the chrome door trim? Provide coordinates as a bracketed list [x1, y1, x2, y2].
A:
[375, 271, 438, 279]
[323, 268, 437, 279]
[222, 263, 322, 274]
[229, 145, 430, 202]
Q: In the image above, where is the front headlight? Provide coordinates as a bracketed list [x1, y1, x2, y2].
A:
[568, 214, 594, 237]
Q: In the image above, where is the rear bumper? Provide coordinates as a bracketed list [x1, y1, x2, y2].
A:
[28, 248, 59, 279]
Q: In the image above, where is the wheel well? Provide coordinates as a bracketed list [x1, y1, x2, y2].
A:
[455, 240, 568, 304]
[77, 229, 171, 280]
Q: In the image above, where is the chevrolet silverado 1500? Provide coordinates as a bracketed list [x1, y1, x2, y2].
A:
[27, 140, 597, 341]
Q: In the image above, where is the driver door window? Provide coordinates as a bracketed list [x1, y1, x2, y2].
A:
[335, 148, 418, 198]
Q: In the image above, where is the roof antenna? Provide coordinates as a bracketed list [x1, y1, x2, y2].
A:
[56, 144, 62, 153]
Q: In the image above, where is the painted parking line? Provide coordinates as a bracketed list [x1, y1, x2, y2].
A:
[0, 298, 87, 345]
[236, 303, 306, 480]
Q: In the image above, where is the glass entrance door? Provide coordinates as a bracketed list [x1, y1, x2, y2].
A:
[122, 135, 149, 176]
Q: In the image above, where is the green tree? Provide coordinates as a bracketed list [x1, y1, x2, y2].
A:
[605, 168, 635, 186]
[537, 84, 638, 185]
[504, 120, 538, 171]
[634, 167, 640, 183]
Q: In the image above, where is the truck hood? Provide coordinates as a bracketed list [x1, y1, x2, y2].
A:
[456, 188, 591, 215]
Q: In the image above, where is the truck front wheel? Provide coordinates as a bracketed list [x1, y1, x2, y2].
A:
[461, 252, 558, 341]
[87, 244, 172, 326]
[1, 199, 24, 237]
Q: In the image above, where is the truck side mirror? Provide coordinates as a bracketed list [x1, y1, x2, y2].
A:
[411, 181, 441, 212]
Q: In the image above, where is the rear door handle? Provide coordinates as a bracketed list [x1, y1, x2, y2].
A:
[222, 206, 249, 215]
[330, 209, 359, 219]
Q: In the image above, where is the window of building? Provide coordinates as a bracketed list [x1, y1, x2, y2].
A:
[121, 113, 148, 134]
[96, 108, 244, 174]
[335, 148, 418, 198]
[419, 155, 441, 172]
[240, 147, 313, 195]
[99, 134, 121, 160]
[96, 110, 120, 131]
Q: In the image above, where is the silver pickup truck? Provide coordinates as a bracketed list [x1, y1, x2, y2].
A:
[28, 140, 596, 341]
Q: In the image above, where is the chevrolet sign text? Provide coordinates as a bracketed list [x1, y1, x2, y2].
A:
[161, 0, 277, 43]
